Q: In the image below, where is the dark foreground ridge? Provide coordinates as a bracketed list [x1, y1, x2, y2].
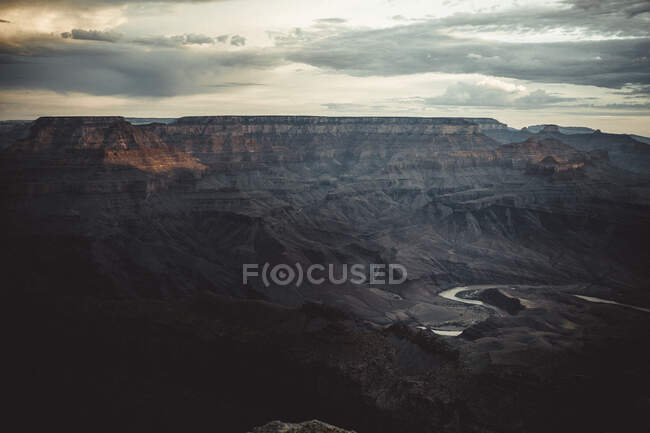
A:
[2, 116, 650, 432]
[249, 419, 355, 432]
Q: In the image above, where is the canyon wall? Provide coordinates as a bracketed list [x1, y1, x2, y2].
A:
[2, 116, 649, 314]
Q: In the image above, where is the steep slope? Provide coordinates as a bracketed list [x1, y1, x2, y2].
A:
[0, 120, 31, 150]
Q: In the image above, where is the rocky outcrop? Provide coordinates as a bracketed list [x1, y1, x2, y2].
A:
[525, 124, 596, 135]
[104, 147, 207, 173]
[1, 117, 206, 197]
[462, 117, 508, 132]
[140, 116, 491, 172]
[12, 116, 165, 151]
[249, 420, 355, 433]
[476, 288, 524, 315]
[526, 156, 585, 177]
[554, 130, 650, 174]
[496, 137, 581, 167]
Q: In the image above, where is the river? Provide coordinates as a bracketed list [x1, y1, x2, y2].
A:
[573, 294, 650, 313]
[427, 286, 650, 337]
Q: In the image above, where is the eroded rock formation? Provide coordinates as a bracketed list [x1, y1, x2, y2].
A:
[2, 116, 649, 306]
[3, 116, 650, 433]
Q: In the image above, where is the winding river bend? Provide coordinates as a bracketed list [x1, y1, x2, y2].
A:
[439, 286, 488, 306]
[426, 285, 495, 336]
[431, 329, 464, 337]
[428, 286, 650, 337]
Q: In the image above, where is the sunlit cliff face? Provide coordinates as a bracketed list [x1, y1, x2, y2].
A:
[0, 0, 649, 134]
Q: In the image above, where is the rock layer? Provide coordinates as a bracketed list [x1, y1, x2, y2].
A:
[2, 116, 649, 318]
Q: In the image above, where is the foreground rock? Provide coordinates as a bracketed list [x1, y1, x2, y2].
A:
[249, 420, 355, 433]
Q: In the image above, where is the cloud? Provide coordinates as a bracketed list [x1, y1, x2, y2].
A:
[285, 25, 650, 89]
[230, 34, 245, 46]
[0, 36, 283, 97]
[315, 18, 346, 24]
[321, 103, 365, 110]
[613, 85, 650, 96]
[425, 82, 576, 108]
[205, 81, 264, 88]
[476, 77, 526, 93]
[433, 0, 650, 38]
[321, 102, 389, 112]
[273, 0, 650, 90]
[130, 33, 216, 46]
[2, 0, 649, 112]
[61, 29, 123, 42]
[59, 29, 218, 46]
[183, 33, 214, 44]
[426, 82, 515, 107]
[590, 102, 650, 110]
[0, 1, 221, 11]
[514, 89, 577, 106]
[567, 0, 650, 18]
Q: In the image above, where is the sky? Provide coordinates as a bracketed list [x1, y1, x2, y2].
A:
[0, 0, 649, 134]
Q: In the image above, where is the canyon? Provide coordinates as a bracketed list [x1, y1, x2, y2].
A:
[2, 116, 650, 433]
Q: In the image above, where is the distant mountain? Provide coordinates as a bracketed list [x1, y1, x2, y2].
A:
[480, 124, 650, 174]
[525, 124, 596, 135]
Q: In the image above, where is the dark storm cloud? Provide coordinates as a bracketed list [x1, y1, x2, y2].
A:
[0, 37, 282, 97]
[285, 26, 650, 89]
